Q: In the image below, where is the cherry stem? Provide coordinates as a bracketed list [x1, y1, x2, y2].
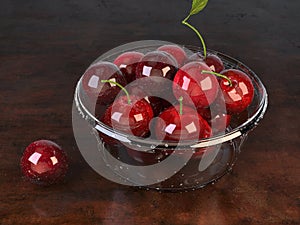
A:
[201, 70, 232, 86]
[101, 80, 131, 104]
[178, 96, 183, 115]
[182, 15, 207, 58]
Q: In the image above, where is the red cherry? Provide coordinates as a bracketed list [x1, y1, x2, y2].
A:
[186, 53, 225, 73]
[155, 105, 212, 141]
[197, 96, 231, 133]
[136, 51, 178, 79]
[210, 113, 231, 132]
[20, 140, 68, 185]
[173, 61, 219, 108]
[101, 95, 154, 137]
[82, 62, 127, 105]
[135, 51, 178, 95]
[204, 54, 225, 73]
[127, 82, 172, 117]
[186, 52, 204, 64]
[157, 45, 187, 67]
[219, 69, 254, 114]
[113, 51, 144, 83]
[127, 105, 212, 164]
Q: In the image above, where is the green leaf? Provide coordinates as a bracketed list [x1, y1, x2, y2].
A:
[189, 0, 208, 15]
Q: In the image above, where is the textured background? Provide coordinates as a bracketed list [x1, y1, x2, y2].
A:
[0, 0, 299, 224]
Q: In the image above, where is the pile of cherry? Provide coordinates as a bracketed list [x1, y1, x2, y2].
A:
[82, 44, 254, 144]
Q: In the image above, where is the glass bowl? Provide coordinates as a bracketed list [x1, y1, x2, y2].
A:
[72, 40, 268, 191]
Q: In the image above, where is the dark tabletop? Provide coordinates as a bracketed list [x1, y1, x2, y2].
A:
[1, 0, 299, 224]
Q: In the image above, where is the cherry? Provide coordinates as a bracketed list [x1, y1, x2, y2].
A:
[155, 104, 212, 141]
[127, 101, 212, 164]
[136, 51, 178, 79]
[101, 94, 154, 137]
[126, 82, 172, 117]
[210, 113, 231, 132]
[82, 61, 127, 105]
[157, 44, 187, 67]
[113, 51, 144, 83]
[196, 91, 232, 133]
[136, 51, 177, 99]
[186, 52, 204, 63]
[219, 69, 254, 114]
[173, 61, 219, 108]
[204, 54, 225, 73]
[20, 140, 68, 185]
[186, 53, 224, 73]
[197, 106, 231, 133]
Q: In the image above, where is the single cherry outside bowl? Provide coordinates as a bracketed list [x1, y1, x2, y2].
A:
[72, 40, 268, 192]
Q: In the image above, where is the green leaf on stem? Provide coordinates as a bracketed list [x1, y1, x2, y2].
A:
[189, 0, 208, 16]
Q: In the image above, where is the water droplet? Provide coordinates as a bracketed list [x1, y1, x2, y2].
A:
[150, 145, 155, 149]
[164, 144, 168, 147]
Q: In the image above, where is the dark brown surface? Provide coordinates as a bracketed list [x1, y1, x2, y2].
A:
[0, 0, 299, 224]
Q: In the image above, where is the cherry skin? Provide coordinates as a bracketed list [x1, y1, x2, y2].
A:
[157, 45, 187, 67]
[186, 52, 204, 64]
[186, 53, 224, 73]
[135, 51, 178, 94]
[197, 106, 231, 134]
[20, 140, 68, 185]
[219, 69, 254, 114]
[135, 51, 178, 80]
[126, 82, 172, 117]
[196, 94, 232, 134]
[82, 61, 127, 105]
[101, 95, 154, 137]
[127, 105, 212, 164]
[210, 113, 231, 133]
[204, 54, 225, 73]
[173, 61, 219, 108]
[113, 51, 144, 83]
[155, 105, 212, 141]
